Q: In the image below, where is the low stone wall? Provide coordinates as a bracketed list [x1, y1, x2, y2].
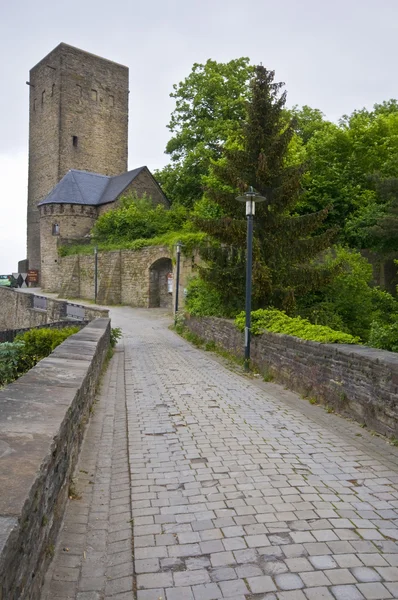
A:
[0, 288, 108, 331]
[185, 316, 398, 437]
[0, 318, 111, 600]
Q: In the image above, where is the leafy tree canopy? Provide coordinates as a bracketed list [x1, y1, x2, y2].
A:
[155, 58, 254, 206]
[300, 101, 398, 244]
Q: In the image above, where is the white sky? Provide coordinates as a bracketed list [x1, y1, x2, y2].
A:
[0, 0, 397, 273]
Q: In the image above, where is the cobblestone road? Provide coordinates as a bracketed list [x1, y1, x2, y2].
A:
[43, 308, 398, 600]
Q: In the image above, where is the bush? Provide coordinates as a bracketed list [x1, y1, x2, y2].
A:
[16, 327, 80, 360]
[235, 308, 361, 344]
[0, 327, 80, 388]
[0, 341, 26, 386]
[185, 277, 226, 317]
[297, 246, 398, 342]
[368, 321, 398, 352]
[92, 193, 188, 243]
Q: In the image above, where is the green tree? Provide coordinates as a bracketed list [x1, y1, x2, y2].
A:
[289, 105, 329, 144]
[300, 102, 398, 237]
[155, 58, 254, 206]
[195, 66, 336, 314]
[345, 177, 398, 253]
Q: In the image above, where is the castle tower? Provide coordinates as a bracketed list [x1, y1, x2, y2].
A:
[26, 43, 129, 272]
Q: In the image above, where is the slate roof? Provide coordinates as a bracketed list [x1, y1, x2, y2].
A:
[38, 167, 147, 207]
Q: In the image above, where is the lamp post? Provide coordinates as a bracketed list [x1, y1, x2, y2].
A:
[236, 186, 266, 371]
[174, 241, 182, 325]
[94, 245, 98, 304]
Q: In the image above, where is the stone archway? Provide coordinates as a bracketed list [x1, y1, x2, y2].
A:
[149, 257, 173, 308]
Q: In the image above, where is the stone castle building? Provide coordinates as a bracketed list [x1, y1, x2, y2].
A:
[24, 43, 168, 288]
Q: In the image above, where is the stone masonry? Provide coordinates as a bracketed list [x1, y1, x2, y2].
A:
[185, 316, 398, 438]
[0, 318, 110, 600]
[57, 246, 195, 309]
[27, 43, 129, 271]
[42, 306, 398, 600]
[0, 287, 108, 331]
[39, 168, 169, 291]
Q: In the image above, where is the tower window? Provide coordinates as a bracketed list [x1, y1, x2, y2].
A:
[52, 223, 60, 236]
[91, 89, 97, 102]
[42, 90, 46, 104]
[51, 84, 55, 96]
[76, 84, 82, 98]
[33, 99, 37, 111]
[109, 95, 114, 107]
[72, 136, 78, 147]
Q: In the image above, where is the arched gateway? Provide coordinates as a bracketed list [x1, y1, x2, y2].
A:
[148, 257, 173, 308]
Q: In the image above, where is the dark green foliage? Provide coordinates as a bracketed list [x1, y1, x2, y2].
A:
[296, 247, 398, 342]
[235, 309, 360, 344]
[196, 66, 336, 313]
[346, 177, 398, 254]
[92, 193, 188, 243]
[185, 277, 226, 317]
[368, 321, 398, 352]
[0, 341, 26, 386]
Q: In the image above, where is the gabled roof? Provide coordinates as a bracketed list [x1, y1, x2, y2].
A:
[38, 167, 148, 207]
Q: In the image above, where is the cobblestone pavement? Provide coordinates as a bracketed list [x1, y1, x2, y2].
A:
[43, 308, 398, 600]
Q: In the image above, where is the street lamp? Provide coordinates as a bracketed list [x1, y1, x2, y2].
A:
[174, 241, 183, 325]
[94, 245, 98, 304]
[236, 186, 266, 371]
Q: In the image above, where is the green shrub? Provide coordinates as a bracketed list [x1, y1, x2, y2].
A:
[235, 309, 361, 344]
[0, 326, 80, 387]
[297, 246, 398, 342]
[92, 192, 188, 244]
[0, 341, 26, 386]
[16, 327, 80, 359]
[368, 321, 398, 352]
[185, 277, 226, 317]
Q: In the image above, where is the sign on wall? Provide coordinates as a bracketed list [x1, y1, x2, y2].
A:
[167, 273, 173, 293]
[27, 270, 39, 285]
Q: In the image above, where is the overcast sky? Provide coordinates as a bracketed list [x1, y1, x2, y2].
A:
[0, 0, 397, 273]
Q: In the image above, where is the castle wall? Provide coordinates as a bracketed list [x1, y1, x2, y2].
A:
[57, 246, 196, 309]
[27, 43, 129, 272]
[40, 204, 97, 291]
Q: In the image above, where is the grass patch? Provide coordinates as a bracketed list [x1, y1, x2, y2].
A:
[263, 368, 274, 382]
[173, 323, 248, 371]
[59, 231, 206, 257]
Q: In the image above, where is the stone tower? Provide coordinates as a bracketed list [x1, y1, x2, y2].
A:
[26, 43, 129, 271]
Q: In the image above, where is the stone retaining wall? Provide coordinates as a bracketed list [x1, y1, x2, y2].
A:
[58, 246, 196, 308]
[0, 318, 111, 599]
[185, 316, 398, 437]
[0, 288, 108, 331]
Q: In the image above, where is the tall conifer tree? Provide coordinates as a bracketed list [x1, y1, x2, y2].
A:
[196, 66, 336, 313]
